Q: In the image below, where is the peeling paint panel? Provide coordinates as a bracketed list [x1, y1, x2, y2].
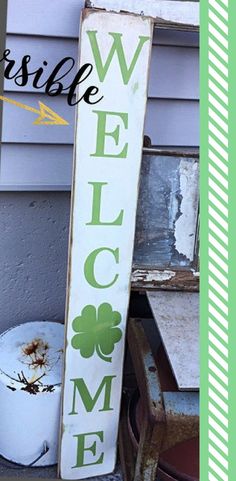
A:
[147, 291, 199, 390]
[133, 154, 199, 268]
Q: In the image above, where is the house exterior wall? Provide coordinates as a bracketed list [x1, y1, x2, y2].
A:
[0, 0, 199, 332]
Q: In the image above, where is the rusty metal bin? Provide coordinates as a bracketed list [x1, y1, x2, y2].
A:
[128, 390, 199, 481]
[119, 318, 199, 481]
[0, 321, 64, 466]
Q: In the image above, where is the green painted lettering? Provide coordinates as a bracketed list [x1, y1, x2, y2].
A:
[73, 431, 104, 468]
[91, 110, 128, 158]
[87, 31, 149, 84]
[69, 376, 115, 414]
[87, 182, 123, 226]
[84, 247, 119, 289]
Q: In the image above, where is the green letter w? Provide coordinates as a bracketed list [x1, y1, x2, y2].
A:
[87, 31, 150, 85]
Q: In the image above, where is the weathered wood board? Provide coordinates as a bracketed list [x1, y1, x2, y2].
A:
[147, 291, 199, 390]
[59, 8, 153, 479]
[86, 0, 199, 28]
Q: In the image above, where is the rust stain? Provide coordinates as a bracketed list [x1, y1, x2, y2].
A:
[19, 338, 62, 382]
[162, 411, 199, 452]
[21, 338, 49, 367]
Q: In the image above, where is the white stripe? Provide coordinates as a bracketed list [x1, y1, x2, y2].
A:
[209, 289, 228, 316]
[208, 374, 228, 401]
[209, 207, 228, 232]
[208, 402, 229, 428]
[209, 0, 228, 21]
[209, 414, 228, 439]
[209, 332, 228, 357]
[209, 346, 228, 371]
[209, 458, 228, 481]
[209, 23, 228, 49]
[208, 193, 228, 218]
[209, 317, 228, 341]
[209, 121, 228, 146]
[209, 149, 228, 175]
[209, 260, 228, 287]
[208, 332, 228, 357]
[209, 164, 228, 189]
[209, 222, 228, 248]
[209, 38, 228, 64]
[209, 360, 228, 386]
[209, 430, 228, 455]
[208, 247, 228, 272]
[209, 10, 228, 35]
[209, 53, 228, 80]
[209, 473, 219, 481]
[208, 1, 228, 478]
[218, 0, 228, 5]
[209, 78, 228, 105]
[209, 443, 228, 469]
[209, 276, 228, 301]
[208, 304, 229, 330]
[209, 136, 228, 162]
[209, 178, 228, 203]
[209, 106, 228, 132]
[209, 405, 228, 437]
[209, 388, 228, 414]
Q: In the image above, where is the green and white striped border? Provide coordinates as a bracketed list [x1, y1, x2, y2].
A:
[202, 0, 230, 480]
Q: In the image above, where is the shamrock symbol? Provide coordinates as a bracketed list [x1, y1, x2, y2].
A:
[71, 303, 122, 363]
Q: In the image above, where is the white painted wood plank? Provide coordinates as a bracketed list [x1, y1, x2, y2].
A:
[4, 36, 199, 100]
[60, 9, 153, 479]
[1, 94, 199, 146]
[87, 0, 199, 26]
[7, 1, 199, 37]
[147, 291, 199, 390]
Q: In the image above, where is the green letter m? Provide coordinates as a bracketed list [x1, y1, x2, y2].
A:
[69, 376, 116, 414]
[87, 31, 150, 85]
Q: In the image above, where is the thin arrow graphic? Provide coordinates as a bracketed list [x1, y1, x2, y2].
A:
[0, 95, 69, 125]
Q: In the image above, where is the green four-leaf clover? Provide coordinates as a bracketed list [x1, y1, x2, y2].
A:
[71, 303, 122, 363]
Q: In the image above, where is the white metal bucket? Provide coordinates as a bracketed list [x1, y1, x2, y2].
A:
[0, 321, 64, 466]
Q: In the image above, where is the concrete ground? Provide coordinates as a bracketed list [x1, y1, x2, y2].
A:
[0, 458, 123, 480]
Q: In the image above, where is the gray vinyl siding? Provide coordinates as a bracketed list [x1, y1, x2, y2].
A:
[0, 0, 199, 190]
[0, 1, 199, 331]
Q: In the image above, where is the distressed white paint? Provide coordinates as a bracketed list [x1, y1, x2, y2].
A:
[131, 269, 176, 282]
[0, 321, 64, 466]
[60, 9, 153, 480]
[87, 0, 199, 27]
[175, 159, 199, 261]
[148, 291, 199, 390]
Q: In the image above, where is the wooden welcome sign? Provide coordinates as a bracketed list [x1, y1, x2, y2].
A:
[60, 8, 153, 479]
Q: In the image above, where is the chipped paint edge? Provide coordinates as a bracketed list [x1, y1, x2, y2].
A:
[86, 0, 199, 28]
[131, 268, 199, 291]
[174, 159, 199, 262]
